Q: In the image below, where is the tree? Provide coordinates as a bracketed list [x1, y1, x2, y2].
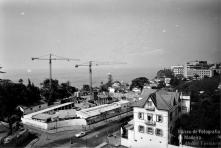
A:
[40, 79, 60, 104]
[82, 84, 90, 92]
[0, 80, 41, 134]
[193, 73, 200, 80]
[41, 79, 78, 104]
[60, 81, 77, 97]
[176, 74, 184, 80]
[203, 75, 209, 79]
[26, 80, 41, 105]
[100, 83, 109, 92]
[18, 78, 23, 84]
[106, 73, 113, 88]
[130, 77, 149, 90]
[157, 69, 174, 78]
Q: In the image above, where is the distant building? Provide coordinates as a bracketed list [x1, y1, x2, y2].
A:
[184, 61, 214, 79]
[184, 69, 213, 79]
[164, 78, 171, 86]
[108, 87, 115, 93]
[111, 91, 140, 102]
[171, 65, 184, 76]
[132, 88, 141, 94]
[209, 63, 221, 75]
[121, 89, 180, 148]
[185, 60, 209, 69]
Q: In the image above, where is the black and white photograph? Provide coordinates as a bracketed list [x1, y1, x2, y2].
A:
[0, 0, 220, 147]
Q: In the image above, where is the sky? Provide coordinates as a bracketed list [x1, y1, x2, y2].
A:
[0, 0, 220, 71]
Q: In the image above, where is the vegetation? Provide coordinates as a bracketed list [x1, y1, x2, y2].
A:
[176, 75, 220, 95]
[99, 74, 114, 92]
[171, 75, 220, 147]
[0, 78, 77, 133]
[40, 79, 77, 105]
[156, 69, 174, 78]
[0, 79, 41, 134]
[130, 77, 149, 90]
[172, 93, 220, 147]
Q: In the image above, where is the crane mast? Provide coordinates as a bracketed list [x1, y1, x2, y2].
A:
[89, 61, 93, 99]
[32, 53, 80, 104]
[49, 54, 52, 92]
[75, 61, 126, 100]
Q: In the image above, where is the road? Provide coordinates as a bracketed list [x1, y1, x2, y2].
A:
[25, 121, 122, 147]
[41, 121, 122, 147]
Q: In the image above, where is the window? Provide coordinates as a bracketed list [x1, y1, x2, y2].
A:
[147, 127, 153, 134]
[155, 128, 163, 136]
[147, 101, 152, 106]
[138, 125, 145, 133]
[156, 115, 163, 122]
[147, 113, 153, 121]
[138, 112, 144, 120]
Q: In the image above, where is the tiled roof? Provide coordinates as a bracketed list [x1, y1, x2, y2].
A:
[139, 88, 156, 99]
[132, 88, 156, 107]
[133, 89, 179, 111]
[132, 97, 148, 107]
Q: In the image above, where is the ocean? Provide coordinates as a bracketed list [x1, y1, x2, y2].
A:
[1, 67, 158, 88]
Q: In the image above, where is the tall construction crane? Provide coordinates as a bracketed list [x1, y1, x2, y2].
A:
[32, 53, 80, 103]
[75, 61, 126, 100]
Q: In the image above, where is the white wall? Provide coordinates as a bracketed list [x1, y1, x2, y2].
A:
[22, 117, 86, 131]
[122, 129, 168, 148]
[21, 118, 48, 130]
[22, 111, 133, 132]
[48, 119, 87, 130]
[128, 107, 169, 148]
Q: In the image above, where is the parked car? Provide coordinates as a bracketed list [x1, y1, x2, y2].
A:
[75, 131, 86, 138]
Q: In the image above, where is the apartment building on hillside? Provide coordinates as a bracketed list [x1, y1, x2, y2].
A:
[171, 65, 184, 76]
[184, 60, 214, 79]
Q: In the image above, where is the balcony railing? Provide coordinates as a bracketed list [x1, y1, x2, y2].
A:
[145, 120, 156, 126]
[145, 106, 155, 111]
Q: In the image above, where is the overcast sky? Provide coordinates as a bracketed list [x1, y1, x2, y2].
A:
[0, 0, 220, 70]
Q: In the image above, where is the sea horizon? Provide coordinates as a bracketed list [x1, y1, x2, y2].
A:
[1, 67, 159, 88]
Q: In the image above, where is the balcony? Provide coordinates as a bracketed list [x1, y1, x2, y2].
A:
[145, 106, 155, 111]
[145, 120, 156, 126]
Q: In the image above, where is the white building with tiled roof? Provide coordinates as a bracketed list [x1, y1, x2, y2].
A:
[121, 88, 180, 148]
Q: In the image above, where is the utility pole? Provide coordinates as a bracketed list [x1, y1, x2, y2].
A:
[32, 53, 80, 104]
